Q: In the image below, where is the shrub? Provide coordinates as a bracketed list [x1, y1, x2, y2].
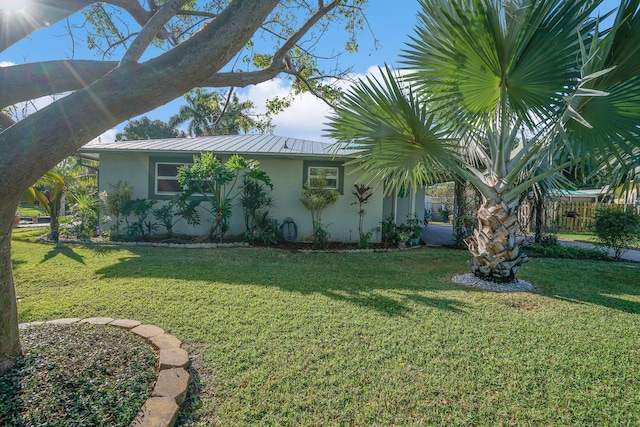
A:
[300, 173, 339, 246]
[102, 181, 133, 235]
[121, 198, 157, 241]
[593, 207, 640, 261]
[67, 193, 104, 240]
[524, 243, 611, 261]
[240, 176, 276, 245]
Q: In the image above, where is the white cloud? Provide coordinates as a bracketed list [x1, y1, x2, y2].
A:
[241, 79, 332, 142]
[0, 61, 16, 67]
[238, 66, 394, 142]
[87, 128, 117, 144]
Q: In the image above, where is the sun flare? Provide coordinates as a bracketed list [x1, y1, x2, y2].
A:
[0, 0, 27, 12]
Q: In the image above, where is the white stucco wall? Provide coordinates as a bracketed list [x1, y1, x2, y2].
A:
[97, 152, 386, 242]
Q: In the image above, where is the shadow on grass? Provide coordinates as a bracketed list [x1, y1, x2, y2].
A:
[89, 245, 640, 315]
[525, 258, 640, 314]
[94, 247, 471, 316]
[38, 242, 124, 265]
[41, 245, 86, 264]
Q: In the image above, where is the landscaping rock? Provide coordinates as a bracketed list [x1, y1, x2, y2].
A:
[131, 324, 165, 340]
[80, 317, 115, 325]
[109, 319, 142, 329]
[130, 397, 179, 427]
[152, 367, 190, 404]
[150, 333, 182, 350]
[159, 347, 190, 369]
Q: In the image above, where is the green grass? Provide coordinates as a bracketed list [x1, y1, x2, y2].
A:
[15, 205, 46, 217]
[558, 231, 640, 251]
[557, 231, 599, 244]
[8, 228, 640, 426]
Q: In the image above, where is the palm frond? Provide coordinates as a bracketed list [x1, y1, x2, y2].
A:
[325, 66, 460, 193]
[402, 0, 601, 128]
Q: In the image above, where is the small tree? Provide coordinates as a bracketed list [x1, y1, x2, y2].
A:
[177, 153, 271, 242]
[22, 171, 66, 241]
[102, 181, 133, 236]
[352, 184, 374, 248]
[300, 173, 339, 248]
[239, 176, 275, 244]
[593, 207, 640, 261]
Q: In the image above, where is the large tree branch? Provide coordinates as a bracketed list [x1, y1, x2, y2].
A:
[0, 0, 171, 53]
[121, 0, 190, 65]
[0, 0, 281, 200]
[0, 112, 14, 130]
[271, 0, 341, 65]
[201, 65, 287, 88]
[199, 2, 341, 89]
[0, 61, 118, 109]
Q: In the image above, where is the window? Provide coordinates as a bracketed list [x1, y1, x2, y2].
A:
[302, 161, 344, 194]
[154, 162, 186, 195]
[308, 166, 339, 190]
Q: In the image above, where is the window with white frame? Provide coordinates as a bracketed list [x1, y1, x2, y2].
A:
[154, 162, 186, 195]
[307, 166, 339, 190]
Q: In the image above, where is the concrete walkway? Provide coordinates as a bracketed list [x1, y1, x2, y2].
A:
[421, 223, 640, 262]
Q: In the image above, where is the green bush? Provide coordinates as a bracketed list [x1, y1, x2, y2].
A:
[593, 207, 640, 261]
[300, 174, 339, 246]
[524, 243, 611, 261]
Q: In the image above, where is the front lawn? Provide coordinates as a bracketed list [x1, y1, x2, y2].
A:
[9, 228, 640, 426]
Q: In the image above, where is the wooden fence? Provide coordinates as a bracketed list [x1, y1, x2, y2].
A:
[518, 202, 639, 233]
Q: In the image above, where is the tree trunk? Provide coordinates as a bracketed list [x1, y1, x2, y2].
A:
[453, 180, 466, 246]
[465, 198, 528, 283]
[0, 200, 22, 374]
[533, 196, 544, 244]
[49, 195, 61, 242]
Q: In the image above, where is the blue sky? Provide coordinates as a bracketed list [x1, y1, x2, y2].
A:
[0, 0, 623, 142]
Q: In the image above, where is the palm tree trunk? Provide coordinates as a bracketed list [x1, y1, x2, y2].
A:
[465, 198, 528, 282]
[0, 201, 22, 374]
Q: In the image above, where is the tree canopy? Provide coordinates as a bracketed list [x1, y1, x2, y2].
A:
[327, 0, 640, 282]
[0, 0, 369, 373]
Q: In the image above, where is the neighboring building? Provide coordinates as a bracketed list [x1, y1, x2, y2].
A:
[79, 135, 425, 243]
[554, 188, 609, 203]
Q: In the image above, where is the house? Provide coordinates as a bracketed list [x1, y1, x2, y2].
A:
[79, 135, 425, 243]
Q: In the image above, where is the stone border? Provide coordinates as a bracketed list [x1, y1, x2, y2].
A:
[37, 233, 424, 253]
[297, 244, 424, 254]
[38, 234, 249, 249]
[19, 317, 189, 427]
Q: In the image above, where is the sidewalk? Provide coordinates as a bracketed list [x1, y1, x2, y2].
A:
[421, 223, 640, 262]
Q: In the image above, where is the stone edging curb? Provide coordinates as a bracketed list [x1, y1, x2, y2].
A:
[19, 317, 189, 427]
[297, 244, 424, 254]
[39, 234, 249, 249]
[37, 234, 424, 253]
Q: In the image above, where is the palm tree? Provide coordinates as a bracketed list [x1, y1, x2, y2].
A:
[170, 88, 270, 136]
[170, 88, 220, 136]
[327, 0, 640, 283]
[22, 170, 65, 241]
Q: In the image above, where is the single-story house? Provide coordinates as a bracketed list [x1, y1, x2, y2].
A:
[79, 135, 425, 243]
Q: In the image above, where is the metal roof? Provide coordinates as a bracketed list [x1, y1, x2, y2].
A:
[79, 135, 354, 158]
